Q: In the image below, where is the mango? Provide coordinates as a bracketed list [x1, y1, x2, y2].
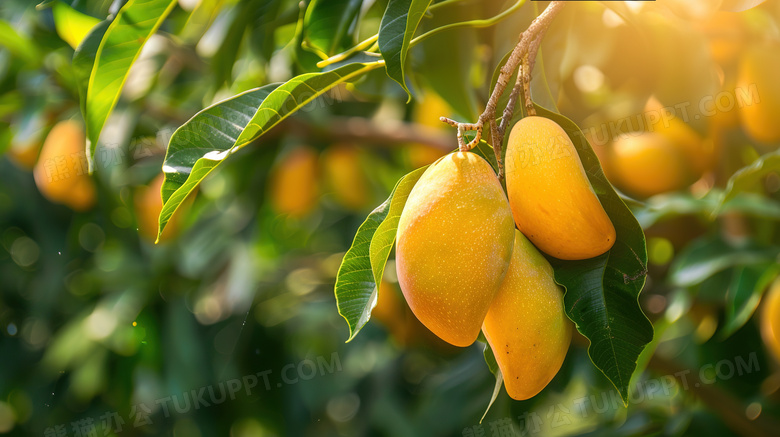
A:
[761, 278, 780, 365]
[696, 12, 748, 66]
[373, 280, 456, 352]
[268, 146, 319, 217]
[395, 152, 514, 347]
[483, 230, 572, 400]
[505, 116, 615, 260]
[610, 132, 690, 198]
[32, 120, 95, 211]
[737, 44, 780, 144]
[135, 174, 183, 242]
[322, 144, 370, 211]
[644, 96, 712, 177]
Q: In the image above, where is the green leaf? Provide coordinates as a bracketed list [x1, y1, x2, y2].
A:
[158, 61, 383, 241]
[73, 20, 110, 122]
[718, 149, 780, 214]
[335, 166, 428, 341]
[669, 237, 780, 287]
[480, 340, 502, 423]
[303, 0, 363, 58]
[52, 0, 101, 49]
[721, 264, 780, 338]
[84, 0, 178, 171]
[378, 0, 433, 101]
[532, 106, 654, 406]
[0, 19, 43, 66]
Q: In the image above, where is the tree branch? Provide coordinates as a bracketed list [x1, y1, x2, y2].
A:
[442, 0, 565, 176]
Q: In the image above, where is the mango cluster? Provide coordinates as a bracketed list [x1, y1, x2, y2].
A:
[391, 116, 615, 400]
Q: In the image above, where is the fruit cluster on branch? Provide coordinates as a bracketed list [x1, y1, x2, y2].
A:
[441, 0, 566, 178]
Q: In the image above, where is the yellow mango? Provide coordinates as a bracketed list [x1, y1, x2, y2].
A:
[135, 174, 185, 242]
[396, 152, 514, 347]
[761, 278, 780, 365]
[483, 230, 571, 400]
[737, 44, 780, 144]
[32, 120, 95, 211]
[505, 116, 615, 260]
[610, 132, 690, 198]
[696, 12, 748, 66]
[269, 146, 319, 217]
[644, 96, 712, 177]
[322, 144, 370, 211]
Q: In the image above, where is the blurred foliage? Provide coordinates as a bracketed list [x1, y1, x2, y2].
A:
[1, 0, 780, 436]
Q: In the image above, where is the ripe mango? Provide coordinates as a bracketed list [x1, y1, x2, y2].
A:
[395, 152, 514, 347]
[483, 230, 571, 400]
[761, 278, 780, 365]
[505, 116, 615, 260]
[269, 146, 319, 217]
[737, 44, 780, 144]
[322, 144, 370, 211]
[644, 96, 712, 177]
[610, 132, 690, 198]
[135, 173, 183, 242]
[32, 120, 95, 211]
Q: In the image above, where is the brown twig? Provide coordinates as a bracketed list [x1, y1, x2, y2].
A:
[442, 1, 565, 175]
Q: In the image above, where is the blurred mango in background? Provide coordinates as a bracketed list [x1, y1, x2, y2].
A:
[32, 120, 95, 211]
[268, 146, 319, 218]
[322, 144, 371, 211]
[737, 42, 780, 144]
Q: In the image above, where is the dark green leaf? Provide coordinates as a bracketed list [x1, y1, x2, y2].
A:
[378, 0, 433, 100]
[335, 166, 428, 341]
[303, 0, 363, 58]
[533, 106, 654, 405]
[158, 61, 383, 241]
[84, 0, 178, 171]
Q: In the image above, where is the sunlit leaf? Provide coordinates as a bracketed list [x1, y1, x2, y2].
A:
[335, 166, 427, 341]
[84, 0, 177, 171]
[52, 0, 101, 49]
[158, 61, 383, 241]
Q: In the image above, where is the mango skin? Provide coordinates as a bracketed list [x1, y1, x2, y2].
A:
[269, 146, 319, 217]
[738, 44, 780, 144]
[505, 116, 615, 260]
[761, 278, 780, 365]
[610, 132, 690, 198]
[32, 120, 96, 211]
[395, 152, 514, 347]
[483, 230, 572, 400]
